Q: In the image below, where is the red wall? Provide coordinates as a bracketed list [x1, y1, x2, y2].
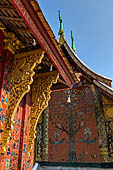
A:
[0, 30, 34, 169]
[8, 94, 33, 170]
[48, 83, 100, 163]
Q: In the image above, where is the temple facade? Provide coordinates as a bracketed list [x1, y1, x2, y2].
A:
[0, 0, 113, 170]
[36, 35, 113, 169]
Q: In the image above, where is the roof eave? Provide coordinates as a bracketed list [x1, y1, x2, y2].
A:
[59, 35, 112, 85]
[10, 0, 78, 88]
[93, 80, 113, 100]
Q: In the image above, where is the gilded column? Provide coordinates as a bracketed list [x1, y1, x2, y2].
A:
[1, 49, 44, 154]
[28, 71, 59, 154]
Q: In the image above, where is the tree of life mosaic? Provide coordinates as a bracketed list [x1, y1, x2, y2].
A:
[48, 83, 100, 163]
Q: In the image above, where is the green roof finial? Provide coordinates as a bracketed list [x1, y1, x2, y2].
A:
[58, 10, 64, 35]
[71, 31, 76, 52]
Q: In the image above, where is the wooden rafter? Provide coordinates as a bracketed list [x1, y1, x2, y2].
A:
[0, 16, 23, 21]
[8, 26, 32, 33]
[0, 5, 15, 10]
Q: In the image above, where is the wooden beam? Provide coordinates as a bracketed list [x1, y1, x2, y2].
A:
[10, 0, 77, 88]
[0, 16, 23, 21]
[8, 26, 31, 33]
[0, 5, 16, 10]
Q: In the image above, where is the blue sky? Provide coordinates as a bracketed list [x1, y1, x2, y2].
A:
[38, 0, 113, 85]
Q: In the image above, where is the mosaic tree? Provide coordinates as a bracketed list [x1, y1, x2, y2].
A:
[49, 88, 92, 162]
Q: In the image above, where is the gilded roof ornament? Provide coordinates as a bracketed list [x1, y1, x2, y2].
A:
[71, 31, 76, 52]
[58, 10, 64, 35]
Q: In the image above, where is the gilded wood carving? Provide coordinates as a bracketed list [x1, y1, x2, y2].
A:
[0, 21, 24, 54]
[1, 49, 44, 154]
[28, 71, 59, 154]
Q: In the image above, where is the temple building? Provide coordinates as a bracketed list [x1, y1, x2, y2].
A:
[0, 0, 113, 170]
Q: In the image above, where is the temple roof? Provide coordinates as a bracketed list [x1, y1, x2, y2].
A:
[59, 35, 113, 99]
[0, 0, 36, 49]
[0, 0, 80, 88]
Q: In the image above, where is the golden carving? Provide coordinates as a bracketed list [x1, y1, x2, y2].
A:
[41, 107, 49, 161]
[59, 35, 65, 45]
[102, 96, 113, 119]
[4, 32, 25, 54]
[0, 21, 6, 33]
[1, 49, 44, 154]
[30, 0, 39, 11]
[0, 21, 25, 54]
[102, 95, 113, 105]
[28, 71, 59, 154]
[105, 108, 113, 119]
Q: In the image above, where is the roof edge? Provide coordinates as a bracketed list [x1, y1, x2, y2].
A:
[59, 35, 112, 85]
[10, 0, 79, 88]
[93, 80, 113, 99]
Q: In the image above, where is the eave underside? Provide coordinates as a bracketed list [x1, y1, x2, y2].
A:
[0, 0, 76, 90]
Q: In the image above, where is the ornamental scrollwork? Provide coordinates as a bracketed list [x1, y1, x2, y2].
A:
[28, 71, 59, 155]
[0, 21, 25, 54]
[1, 49, 44, 154]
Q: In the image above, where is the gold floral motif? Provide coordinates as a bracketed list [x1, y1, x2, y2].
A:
[28, 71, 59, 155]
[102, 95, 113, 105]
[0, 21, 25, 54]
[105, 107, 113, 119]
[1, 49, 44, 154]
[4, 32, 25, 54]
[102, 96, 113, 119]
[0, 21, 6, 33]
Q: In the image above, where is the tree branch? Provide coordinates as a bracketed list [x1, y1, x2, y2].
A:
[56, 125, 69, 135]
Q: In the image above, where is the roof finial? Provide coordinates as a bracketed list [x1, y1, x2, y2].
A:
[58, 10, 64, 35]
[71, 31, 76, 52]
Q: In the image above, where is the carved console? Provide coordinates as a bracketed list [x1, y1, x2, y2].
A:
[28, 71, 59, 154]
[0, 21, 24, 54]
[1, 49, 44, 154]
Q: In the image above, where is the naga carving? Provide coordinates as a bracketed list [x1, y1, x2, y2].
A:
[1, 49, 44, 154]
[28, 71, 59, 154]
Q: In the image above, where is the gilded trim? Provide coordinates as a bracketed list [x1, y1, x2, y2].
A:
[0, 21, 25, 54]
[1, 49, 44, 154]
[28, 71, 59, 155]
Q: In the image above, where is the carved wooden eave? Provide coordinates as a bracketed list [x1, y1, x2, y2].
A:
[0, 21, 25, 54]
[59, 35, 112, 86]
[7, 0, 79, 88]
[1, 49, 45, 154]
[28, 71, 59, 155]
